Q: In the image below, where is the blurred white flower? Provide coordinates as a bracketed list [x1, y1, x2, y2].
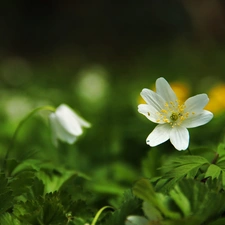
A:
[49, 104, 91, 146]
[125, 215, 149, 225]
[138, 77, 213, 150]
[74, 65, 110, 111]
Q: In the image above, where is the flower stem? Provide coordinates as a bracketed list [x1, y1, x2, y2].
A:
[187, 147, 192, 155]
[211, 152, 219, 164]
[91, 206, 114, 225]
[2, 105, 55, 172]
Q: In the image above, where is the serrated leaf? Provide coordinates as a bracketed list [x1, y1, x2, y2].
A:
[160, 155, 209, 170]
[156, 156, 209, 192]
[42, 192, 67, 224]
[0, 213, 22, 225]
[11, 159, 41, 176]
[205, 177, 223, 192]
[10, 171, 35, 197]
[189, 147, 216, 162]
[169, 186, 191, 217]
[216, 160, 225, 170]
[133, 179, 180, 220]
[0, 174, 13, 214]
[26, 177, 45, 200]
[37, 167, 89, 194]
[14, 191, 67, 225]
[104, 190, 142, 225]
[217, 143, 225, 156]
[178, 179, 225, 223]
[186, 166, 200, 178]
[210, 161, 225, 187]
[205, 164, 222, 179]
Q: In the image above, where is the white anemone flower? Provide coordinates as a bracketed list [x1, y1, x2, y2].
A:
[125, 215, 149, 225]
[138, 77, 213, 150]
[49, 104, 91, 146]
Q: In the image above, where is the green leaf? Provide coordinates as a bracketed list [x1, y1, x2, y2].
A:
[11, 159, 41, 176]
[156, 155, 209, 192]
[169, 186, 191, 217]
[205, 164, 222, 179]
[14, 191, 67, 225]
[190, 147, 216, 162]
[26, 177, 45, 200]
[0, 174, 13, 214]
[4, 159, 19, 177]
[10, 171, 35, 198]
[142, 201, 162, 222]
[132, 179, 156, 204]
[217, 143, 225, 157]
[133, 179, 180, 220]
[208, 218, 225, 225]
[177, 179, 225, 223]
[0, 213, 22, 225]
[210, 160, 225, 187]
[104, 190, 142, 225]
[161, 156, 209, 169]
[59, 175, 92, 202]
[37, 167, 89, 194]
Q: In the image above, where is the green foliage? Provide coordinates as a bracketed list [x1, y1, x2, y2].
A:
[13, 190, 93, 225]
[103, 190, 142, 225]
[142, 147, 164, 178]
[132, 178, 225, 225]
[133, 179, 181, 221]
[0, 174, 13, 214]
[155, 155, 209, 192]
[14, 192, 67, 225]
[0, 213, 22, 225]
[2, 73, 225, 225]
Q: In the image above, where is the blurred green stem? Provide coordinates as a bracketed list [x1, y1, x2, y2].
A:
[187, 148, 192, 155]
[2, 105, 56, 172]
[91, 206, 114, 225]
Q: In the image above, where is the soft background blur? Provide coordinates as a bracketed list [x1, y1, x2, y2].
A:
[1, 0, 225, 205]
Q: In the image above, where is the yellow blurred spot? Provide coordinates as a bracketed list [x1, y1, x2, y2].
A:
[170, 82, 190, 103]
[138, 81, 190, 104]
[205, 84, 225, 114]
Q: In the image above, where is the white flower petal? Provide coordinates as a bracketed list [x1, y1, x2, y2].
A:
[49, 113, 77, 146]
[184, 94, 209, 114]
[156, 77, 177, 102]
[125, 216, 149, 225]
[138, 104, 163, 123]
[49, 104, 90, 146]
[146, 124, 171, 147]
[72, 110, 91, 128]
[55, 104, 85, 136]
[170, 126, 189, 150]
[182, 110, 213, 128]
[140, 88, 165, 112]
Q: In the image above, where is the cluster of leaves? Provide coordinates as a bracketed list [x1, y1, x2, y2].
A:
[125, 143, 225, 225]
[0, 154, 94, 225]
[130, 178, 225, 225]
[0, 148, 146, 225]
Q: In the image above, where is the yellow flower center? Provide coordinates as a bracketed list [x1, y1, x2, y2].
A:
[156, 100, 194, 127]
[170, 112, 179, 121]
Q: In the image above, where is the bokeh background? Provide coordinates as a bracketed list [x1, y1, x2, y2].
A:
[1, 0, 225, 206]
